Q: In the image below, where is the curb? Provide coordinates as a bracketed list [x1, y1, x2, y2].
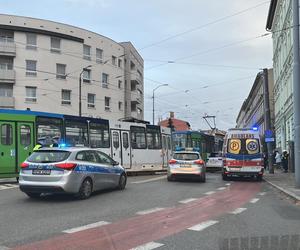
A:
[264, 178, 300, 202]
[0, 178, 18, 184]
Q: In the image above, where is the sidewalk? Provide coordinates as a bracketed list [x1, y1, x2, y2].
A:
[264, 169, 300, 203]
[0, 178, 17, 184]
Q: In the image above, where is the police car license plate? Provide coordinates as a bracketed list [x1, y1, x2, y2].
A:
[32, 169, 51, 175]
[180, 164, 192, 168]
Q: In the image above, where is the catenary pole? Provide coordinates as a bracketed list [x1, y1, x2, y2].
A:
[263, 68, 274, 174]
[292, 0, 300, 187]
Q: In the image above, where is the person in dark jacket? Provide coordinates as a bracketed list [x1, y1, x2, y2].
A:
[281, 150, 289, 173]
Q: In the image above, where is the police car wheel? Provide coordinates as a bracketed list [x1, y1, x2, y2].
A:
[77, 178, 93, 199]
[25, 192, 41, 199]
[222, 174, 228, 181]
[118, 174, 127, 190]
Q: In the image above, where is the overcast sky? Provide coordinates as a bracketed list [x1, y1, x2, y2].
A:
[1, 0, 273, 130]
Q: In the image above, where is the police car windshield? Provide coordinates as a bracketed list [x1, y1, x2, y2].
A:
[27, 150, 71, 163]
[173, 153, 199, 161]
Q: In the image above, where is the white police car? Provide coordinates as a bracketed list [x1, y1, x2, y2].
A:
[19, 147, 127, 199]
[167, 151, 206, 182]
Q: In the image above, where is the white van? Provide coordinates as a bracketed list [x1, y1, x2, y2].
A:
[222, 128, 264, 181]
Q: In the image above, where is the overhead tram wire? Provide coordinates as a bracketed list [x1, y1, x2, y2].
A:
[145, 33, 271, 71]
[138, 1, 270, 51]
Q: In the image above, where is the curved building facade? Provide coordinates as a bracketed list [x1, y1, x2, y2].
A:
[0, 14, 144, 120]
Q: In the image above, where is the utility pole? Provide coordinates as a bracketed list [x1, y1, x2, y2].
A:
[79, 65, 92, 117]
[263, 68, 274, 174]
[152, 84, 168, 125]
[292, 0, 300, 187]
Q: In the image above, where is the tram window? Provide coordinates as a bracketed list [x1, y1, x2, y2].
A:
[36, 117, 62, 146]
[89, 123, 109, 148]
[65, 120, 88, 146]
[122, 132, 129, 149]
[147, 127, 162, 149]
[1, 124, 13, 145]
[112, 132, 119, 148]
[130, 126, 146, 149]
[20, 125, 31, 146]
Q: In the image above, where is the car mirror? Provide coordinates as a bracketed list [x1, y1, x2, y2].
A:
[112, 161, 119, 166]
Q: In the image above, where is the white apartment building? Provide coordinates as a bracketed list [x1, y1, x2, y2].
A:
[0, 14, 144, 120]
[266, 0, 294, 150]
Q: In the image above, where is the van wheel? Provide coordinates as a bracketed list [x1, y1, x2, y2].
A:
[77, 178, 93, 200]
[118, 174, 127, 190]
[25, 192, 41, 199]
[167, 175, 174, 182]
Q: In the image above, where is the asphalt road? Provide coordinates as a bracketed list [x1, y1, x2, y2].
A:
[0, 173, 299, 250]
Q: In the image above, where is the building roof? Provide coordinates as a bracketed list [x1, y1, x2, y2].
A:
[159, 118, 191, 131]
[266, 0, 278, 30]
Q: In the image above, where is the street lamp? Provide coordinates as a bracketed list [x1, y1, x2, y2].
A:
[79, 65, 92, 117]
[152, 84, 168, 124]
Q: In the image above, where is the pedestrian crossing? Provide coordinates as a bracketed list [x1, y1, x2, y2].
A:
[0, 183, 18, 191]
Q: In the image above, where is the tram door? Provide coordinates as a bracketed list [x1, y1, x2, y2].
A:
[0, 122, 16, 174]
[111, 130, 122, 164]
[121, 131, 131, 169]
[17, 122, 34, 169]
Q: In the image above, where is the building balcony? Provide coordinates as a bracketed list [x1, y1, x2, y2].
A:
[0, 69, 16, 83]
[131, 74, 142, 85]
[0, 41, 16, 56]
[0, 96, 15, 108]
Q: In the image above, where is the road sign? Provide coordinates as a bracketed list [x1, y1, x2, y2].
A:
[265, 129, 273, 138]
[265, 138, 275, 142]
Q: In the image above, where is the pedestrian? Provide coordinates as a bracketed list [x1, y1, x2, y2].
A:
[263, 153, 268, 170]
[275, 151, 281, 169]
[281, 150, 289, 173]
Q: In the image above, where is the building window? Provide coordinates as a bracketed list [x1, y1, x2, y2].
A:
[26, 60, 37, 76]
[61, 89, 71, 105]
[96, 48, 103, 63]
[102, 73, 109, 88]
[50, 37, 61, 53]
[82, 69, 91, 83]
[87, 93, 95, 108]
[118, 80, 122, 89]
[0, 84, 13, 97]
[105, 96, 110, 111]
[56, 64, 66, 79]
[137, 108, 142, 114]
[112, 56, 116, 66]
[118, 101, 123, 111]
[26, 33, 37, 50]
[83, 44, 91, 60]
[130, 61, 135, 70]
[25, 86, 37, 102]
[118, 59, 122, 68]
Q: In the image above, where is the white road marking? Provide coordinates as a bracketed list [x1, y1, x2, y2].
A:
[225, 183, 231, 186]
[188, 220, 219, 231]
[229, 208, 247, 214]
[0, 184, 18, 190]
[217, 187, 226, 190]
[131, 241, 164, 250]
[178, 198, 197, 204]
[136, 207, 165, 215]
[204, 191, 216, 195]
[258, 192, 266, 196]
[131, 176, 166, 184]
[0, 245, 10, 250]
[63, 221, 110, 233]
[250, 198, 260, 203]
